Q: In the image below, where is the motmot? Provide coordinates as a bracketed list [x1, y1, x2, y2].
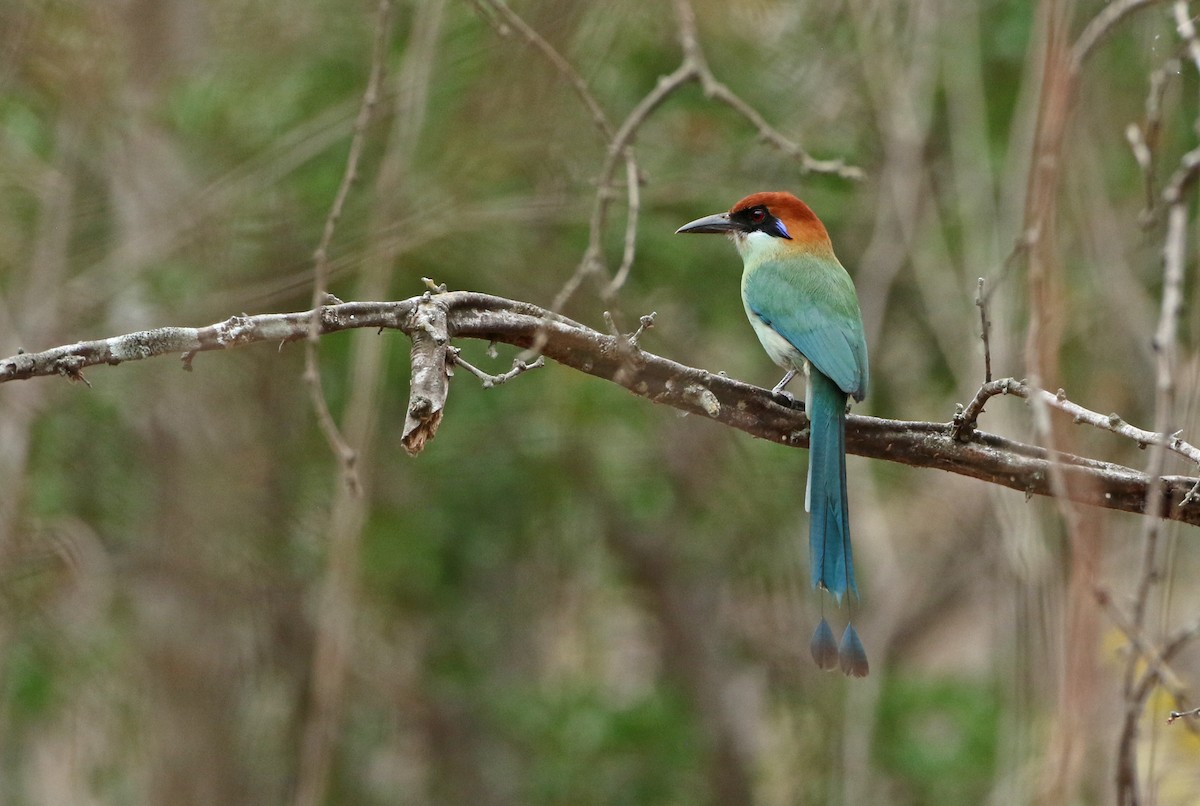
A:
[676, 192, 870, 677]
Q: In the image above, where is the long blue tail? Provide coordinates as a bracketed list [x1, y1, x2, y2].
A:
[806, 371, 857, 601]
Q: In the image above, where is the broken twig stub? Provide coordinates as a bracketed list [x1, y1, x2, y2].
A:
[402, 295, 451, 456]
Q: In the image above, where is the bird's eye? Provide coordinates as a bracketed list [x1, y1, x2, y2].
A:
[750, 207, 767, 224]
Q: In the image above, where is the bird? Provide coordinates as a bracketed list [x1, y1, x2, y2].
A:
[676, 191, 870, 677]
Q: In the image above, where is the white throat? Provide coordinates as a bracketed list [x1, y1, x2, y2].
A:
[733, 229, 787, 262]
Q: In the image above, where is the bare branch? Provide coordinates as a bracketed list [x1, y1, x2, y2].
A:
[471, 0, 646, 309]
[6, 291, 1200, 525]
[1115, 18, 1200, 798]
[471, 0, 615, 141]
[675, 0, 862, 179]
[628, 311, 657, 347]
[303, 0, 394, 485]
[975, 277, 993, 383]
[552, 59, 698, 313]
[450, 349, 545, 389]
[604, 152, 643, 298]
[309, 0, 393, 305]
[1070, 0, 1169, 74]
[1128, 61, 1174, 219]
[701, 80, 864, 179]
[1096, 588, 1189, 697]
[0, 306, 403, 382]
[486, 0, 863, 316]
[1174, 0, 1200, 74]
[952, 377, 1200, 474]
[1161, 144, 1200, 205]
[1167, 707, 1200, 725]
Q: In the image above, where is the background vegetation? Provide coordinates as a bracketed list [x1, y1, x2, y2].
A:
[2, 0, 1200, 803]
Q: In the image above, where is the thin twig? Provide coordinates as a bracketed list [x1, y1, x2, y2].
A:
[604, 153, 643, 298]
[700, 80, 863, 179]
[952, 377, 1200, 477]
[628, 311, 657, 347]
[1097, 587, 1197, 749]
[551, 59, 700, 314]
[975, 277, 993, 383]
[1070, 0, 1170, 74]
[489, 0, 870, 379]
[1167, 707, 1200, 724]
[470, 0, 616, 141]
[1127, 122, 1154, 205]
[1097, 588, 1189, 697]
[1161, 144, 1200, 205]
[471, 0, 645, 311]
[1174, 0, 1200, 74]
[1126, 133, 1200, 640]
[1115, 29, 1200, 798]
[296, 4, 438, 805]
[676, 0, 861, 179]
[302, 0, 394, 488]
[1137, 99, 1195, 650]
[450, 349, 544, 389]
[1129, 62, 1175, 220]
[308, 1, 392, 304]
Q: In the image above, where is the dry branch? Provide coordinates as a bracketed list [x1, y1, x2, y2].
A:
[402, 293, 452, 455]
[953, 378, 1200, 470]
[4, 290, 1199, 526]
[500, 0, 864, 315]
[302, 0, 395, 484]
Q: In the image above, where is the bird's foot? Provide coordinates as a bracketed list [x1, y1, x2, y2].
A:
[770, 369, 797, 396]
[768, 388, 796, 405]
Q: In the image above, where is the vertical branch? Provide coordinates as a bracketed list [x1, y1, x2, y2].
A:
[1114, 7, 1200, 803]
[1115, 8, 1200, 803]
[1019, 1, 1138, 801]
[0, 121, 79, 551]
[603, 152, 643, 298]
[471, 0, 645, 320]
[302, 0, 395, 492]
[1128, 63, 1176, 218]
[1023, 13, 1084, 803]
[519, 0, 859, 317]
[294, 2, 443, 804]
[1115, 138, 1200, 806]
[1023, 0, 1074, 425]
[1027, 0, 1186, 794]
[976, 278, 993, 383]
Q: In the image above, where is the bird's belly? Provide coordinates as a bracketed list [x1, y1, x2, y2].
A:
[746, 310, 806, 371]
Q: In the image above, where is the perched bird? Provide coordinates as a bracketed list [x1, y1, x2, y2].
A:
[676, 192, 870, 677]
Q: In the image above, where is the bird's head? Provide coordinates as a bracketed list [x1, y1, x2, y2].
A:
[675, 191, 833, 261]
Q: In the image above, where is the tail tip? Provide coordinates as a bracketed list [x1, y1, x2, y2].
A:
[810, 617, 840, 671]
[838, 624, 869, 677]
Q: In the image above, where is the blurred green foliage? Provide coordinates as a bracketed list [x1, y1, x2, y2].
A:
[876, 676, 1001, 804]
[2, 0, 1199, 804]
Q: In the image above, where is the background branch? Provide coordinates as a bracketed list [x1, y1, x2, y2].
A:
[4, 2, 1200, 801]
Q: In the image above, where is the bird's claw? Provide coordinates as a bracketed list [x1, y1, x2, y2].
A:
[771, 389, 799, 408]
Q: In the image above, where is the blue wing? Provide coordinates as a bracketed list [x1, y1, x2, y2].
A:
[742, 254, 869, 400]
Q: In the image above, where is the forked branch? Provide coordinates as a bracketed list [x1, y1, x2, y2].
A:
[3, 290, 1198, 525]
